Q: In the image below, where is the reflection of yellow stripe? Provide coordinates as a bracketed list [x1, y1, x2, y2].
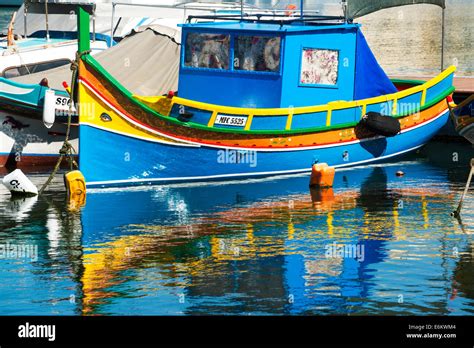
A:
[246, 223, 254, 243]
[392, 203, 403, 240]
[288, 221, 295, 240]
[421, 195, 429, 229]
[327, 211, 334, 235]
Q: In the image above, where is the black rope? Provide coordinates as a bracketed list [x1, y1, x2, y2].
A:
[38, 51, 89, 195]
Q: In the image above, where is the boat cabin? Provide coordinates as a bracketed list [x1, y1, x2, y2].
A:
[178, 19, 397, 110]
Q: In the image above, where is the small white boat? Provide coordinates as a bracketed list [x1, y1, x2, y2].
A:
[1, 1, 109, 78]
[0, 35, 108, 78]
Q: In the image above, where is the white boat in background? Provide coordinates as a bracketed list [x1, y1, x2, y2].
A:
[0, 34, 108, 78]
[1, 1, 109, 78]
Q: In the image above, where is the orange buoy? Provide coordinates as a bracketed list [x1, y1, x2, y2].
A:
[310, 163, 335, 187]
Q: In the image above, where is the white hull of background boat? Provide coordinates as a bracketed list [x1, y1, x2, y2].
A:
[0, 110, 78, 167]
[0, 39, 108, 78]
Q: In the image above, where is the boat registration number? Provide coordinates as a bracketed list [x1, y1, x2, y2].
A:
[215, 114, 247, 127]
[55, 96, 76, 112]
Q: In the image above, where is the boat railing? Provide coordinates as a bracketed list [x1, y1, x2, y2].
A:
[109, 2, 323, 46]
[185, 13, 345, 25]
[144, 65, 455, 131]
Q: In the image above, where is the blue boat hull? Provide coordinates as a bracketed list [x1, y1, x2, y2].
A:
[79, 110, 449, 187]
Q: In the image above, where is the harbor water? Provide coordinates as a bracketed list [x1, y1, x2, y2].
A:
[0, 2, 473, 316]
[0, 142, 473, 315]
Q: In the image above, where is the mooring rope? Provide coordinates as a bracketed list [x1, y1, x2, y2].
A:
[38, 51, 90, 195]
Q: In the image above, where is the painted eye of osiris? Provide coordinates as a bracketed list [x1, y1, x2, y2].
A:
[100, 113, 112, 122]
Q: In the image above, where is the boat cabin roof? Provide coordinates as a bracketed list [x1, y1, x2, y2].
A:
[180, 21, 359, 33]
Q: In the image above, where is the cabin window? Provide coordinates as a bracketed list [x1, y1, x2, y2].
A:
[300, 48, 339, 86]
[2, 59, 71, 78]
[234, 36, 281, 73]
[184, 33, 230, 70]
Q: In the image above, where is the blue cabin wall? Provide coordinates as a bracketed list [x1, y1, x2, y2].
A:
[178, 68, 282, 108]
[280, 27, 357, 108]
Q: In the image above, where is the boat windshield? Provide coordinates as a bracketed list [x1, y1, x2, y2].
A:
[184, 31, 281, 73]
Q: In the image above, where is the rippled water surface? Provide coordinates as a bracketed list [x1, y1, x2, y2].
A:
[0, 142, 473, 315]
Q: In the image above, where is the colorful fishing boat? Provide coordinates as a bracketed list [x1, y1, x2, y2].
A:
[75, 5, 455, 188]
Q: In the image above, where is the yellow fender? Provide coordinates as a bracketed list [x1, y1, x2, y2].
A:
[64, 170, 86, 210]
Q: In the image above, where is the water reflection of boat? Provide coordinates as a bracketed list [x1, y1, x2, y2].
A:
[452, 242, 474, 301]
[76, 162, 460, 314]
[1, 160, 469, 314]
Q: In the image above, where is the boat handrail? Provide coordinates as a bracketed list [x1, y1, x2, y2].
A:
[108, 2, 323, 46]
[185, 13, 345, 25]
[138, 65, 455, 131]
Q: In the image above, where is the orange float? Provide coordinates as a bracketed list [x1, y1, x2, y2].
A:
[309, 163, 335, 187]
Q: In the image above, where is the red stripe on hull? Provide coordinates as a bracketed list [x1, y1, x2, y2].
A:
[0, 155, 78, 170]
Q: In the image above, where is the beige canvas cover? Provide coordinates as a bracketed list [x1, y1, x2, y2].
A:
[11, 24, 181, 96]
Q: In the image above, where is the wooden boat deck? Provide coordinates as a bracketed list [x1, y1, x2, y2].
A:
[391, 75, 474, 94]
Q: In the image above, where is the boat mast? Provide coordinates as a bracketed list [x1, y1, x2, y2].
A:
[441, 6, 445, 71]
[300, 0, 304, 19]
[240, 0, 243, 21]
[78, 6, 91, 54]
[23, 2, 28, 39]
[342, 0, 348, 23]
[45, 0, 50, 42]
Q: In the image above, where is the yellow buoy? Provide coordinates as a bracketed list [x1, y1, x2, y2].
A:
[309, 163, 335, 187]
[64, 170, 86, 210]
